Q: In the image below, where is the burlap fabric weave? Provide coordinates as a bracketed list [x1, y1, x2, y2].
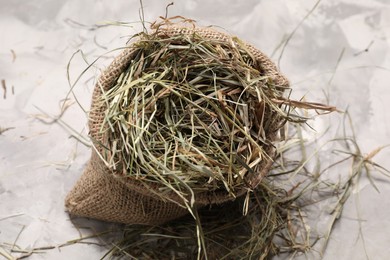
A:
[65, 26, 289, 225]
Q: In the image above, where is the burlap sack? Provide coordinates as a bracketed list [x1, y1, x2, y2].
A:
[65, 25, 289, 225]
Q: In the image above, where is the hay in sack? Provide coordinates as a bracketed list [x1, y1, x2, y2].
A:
[65, 19, 331, 225]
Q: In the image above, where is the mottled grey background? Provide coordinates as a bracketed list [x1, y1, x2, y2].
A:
[1, 0, 390, 259]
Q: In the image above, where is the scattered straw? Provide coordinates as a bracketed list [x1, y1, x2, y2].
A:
[0, 126, 14, 135]
[108, 181, 313, 259]
[2, 79, 6, 99]
[10, 49, 16, 63]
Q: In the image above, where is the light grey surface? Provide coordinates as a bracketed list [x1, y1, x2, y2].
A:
[1, 0, 390, 259]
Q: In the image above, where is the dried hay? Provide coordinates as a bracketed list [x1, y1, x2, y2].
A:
[98, 18, 333, 206]
[65, 17, 337, 260]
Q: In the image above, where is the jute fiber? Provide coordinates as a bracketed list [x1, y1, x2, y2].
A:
[65, 25, 289, 225]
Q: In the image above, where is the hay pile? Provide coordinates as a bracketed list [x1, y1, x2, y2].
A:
[66, 18, 336, 259]
[100, 23, 296, 204]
